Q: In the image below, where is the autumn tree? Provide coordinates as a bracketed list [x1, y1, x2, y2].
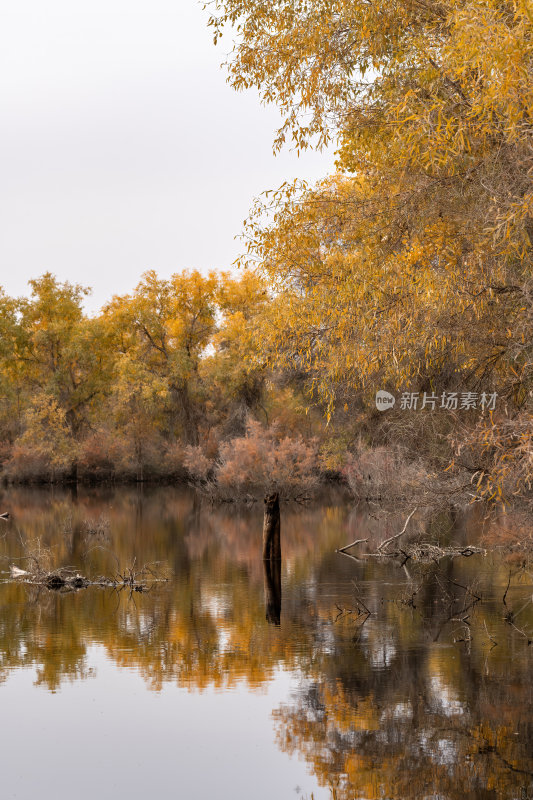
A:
[204, 271, 270, 435]
[0, 289, 23, 443]
[0, 274, 111, 478]
[206, 0, 533, 496]
[103, 270, 220, 449]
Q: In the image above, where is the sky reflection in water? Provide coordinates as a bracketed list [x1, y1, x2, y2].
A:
[0, 486, 532, 799]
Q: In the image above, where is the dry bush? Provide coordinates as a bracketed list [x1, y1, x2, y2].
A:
[17, 537, 55, 574]
[343, 445, 433, 502]
[0, 440, 12, 470]
[202, 427, 221, 460]
[82, 434, 189, 482]
[4, 443, 59, 483]
[480, 509, 533, 564]
[375, 405, 459, 470]
[110, 429, 170, 481]
[183, 445, 213, 482]
[3, 397, 76, 482]
[162, 441, 187, 479]
[214, 418, 319, 499]
[78, 430, 122, 480]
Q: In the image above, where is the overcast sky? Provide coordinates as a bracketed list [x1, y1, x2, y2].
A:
[0, 0, 334, 313]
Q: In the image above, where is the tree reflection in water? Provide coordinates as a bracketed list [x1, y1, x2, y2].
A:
[264, 557, 282, 626]
[0, 486, 531, 797]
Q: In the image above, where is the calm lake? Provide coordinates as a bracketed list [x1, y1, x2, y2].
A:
[0, 486, 532, 799]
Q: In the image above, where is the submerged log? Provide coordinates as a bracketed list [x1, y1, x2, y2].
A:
[45, 572, 88, 590]
[263, 492, 281, 561]
[9, 566, 88, 590]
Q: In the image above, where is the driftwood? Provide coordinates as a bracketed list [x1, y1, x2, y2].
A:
[3, 532, 169, 593]
[337, 537, 368, 554]
[336, 507, 485, 564]
[7, 560, 168, 593]
[9, 565, 89, 590]
[377, 508, 418, 553]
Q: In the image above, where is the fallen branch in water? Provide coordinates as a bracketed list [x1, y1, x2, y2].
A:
[503, 610, 532, 645]
[337, 537, 368, 555]
[10, 565, 89, 590]
[336, 508, 485, 564]
[337, 509, 418, 559]
[377, 507, 418, 553]
[7, 559, 169, 593]
[401, 542, 485, 563]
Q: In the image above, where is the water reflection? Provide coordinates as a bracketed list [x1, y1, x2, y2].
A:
[264, 557, 282, 626]
[0, 486, 532, 798]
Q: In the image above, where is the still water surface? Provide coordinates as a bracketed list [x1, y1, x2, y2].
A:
[0, 486, 532, 799]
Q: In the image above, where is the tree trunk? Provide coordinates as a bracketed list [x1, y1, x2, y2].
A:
[170, 381, 199, 446]
[263, 492, 281, 561]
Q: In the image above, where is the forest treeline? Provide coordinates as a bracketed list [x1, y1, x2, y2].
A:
[0, 270, 324, 492]
[1, 0, 532, 502]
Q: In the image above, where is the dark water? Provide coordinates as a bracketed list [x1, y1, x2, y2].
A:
[0, 486, 532, 800]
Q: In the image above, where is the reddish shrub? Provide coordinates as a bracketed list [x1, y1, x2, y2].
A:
[78, 430, 121, 478]
[5, 443, 55, 482]
[214, 418, 319, 499]
[183, 445, 213, 482]
[0, 441, 13, 469]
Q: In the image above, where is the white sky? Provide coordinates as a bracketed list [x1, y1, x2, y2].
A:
[0, 0, 334, 313]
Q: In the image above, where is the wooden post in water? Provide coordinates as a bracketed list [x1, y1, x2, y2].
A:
[263, 491, 281, 624]
[263, 491, 281, 561]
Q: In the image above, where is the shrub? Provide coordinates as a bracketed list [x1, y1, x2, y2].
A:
[183, 445, 213, 482]
[162, 441, 188, 479]
[343, 444, 431, 501]
[0, 440, 13, 470]
[214, 418, 319, 499]
[78, 430, 122, 480]
[4, 443, 53, 482]
[5, 397, 75, 482]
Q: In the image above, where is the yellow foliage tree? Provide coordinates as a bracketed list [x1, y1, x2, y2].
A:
[207, 0, 533, 496]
